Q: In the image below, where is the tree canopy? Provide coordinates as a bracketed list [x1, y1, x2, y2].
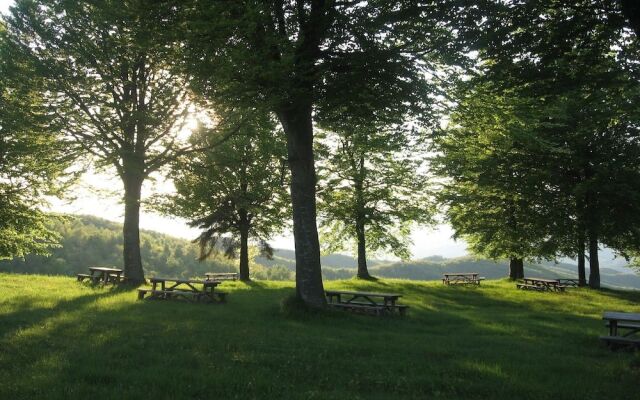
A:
[175, 0, 469, 305]
[7, 0, 203, 283]
[163, 110, 290, 281]
[317, 123, 434, 279]
[0, 20, 73, 259]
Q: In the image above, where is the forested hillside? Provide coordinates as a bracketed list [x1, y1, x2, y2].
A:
[1, 215, 638, 288]
[0, 215, 240, 279]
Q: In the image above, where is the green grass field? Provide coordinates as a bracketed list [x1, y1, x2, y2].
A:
[1, 273, 639, 399]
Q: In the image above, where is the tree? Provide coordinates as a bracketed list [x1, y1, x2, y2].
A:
[7, 0, 202, 283]
[441, 0, 640, 288]
[433, 84, 560, 280]
[177, 0, 466, 306]
[0, 20, 72, 259]
[163, 111, 290, 281]
[317, 125, 433, 279]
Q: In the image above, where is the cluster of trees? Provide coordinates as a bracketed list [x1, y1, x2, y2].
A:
[0, 20, 73, 259]
[2, 1, 640, 307]
[433, 0, 640, 288]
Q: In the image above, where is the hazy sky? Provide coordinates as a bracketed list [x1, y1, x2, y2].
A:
[0, 0, 10, 14]
[0, 0, 467, 259]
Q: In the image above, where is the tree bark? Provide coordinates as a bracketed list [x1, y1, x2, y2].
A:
[238, 211, 250, 282]
[588, 234, 600, 289]
[509, 257, 524, 280]
[355, 219, 371, 279]
[277, 105, 326, 307]
[354, 162, 372, 280]
[122, 172, 144, 284]
[577, 238, 586, 287]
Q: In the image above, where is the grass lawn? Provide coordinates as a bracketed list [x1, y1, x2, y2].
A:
[1, 273, 639, 399]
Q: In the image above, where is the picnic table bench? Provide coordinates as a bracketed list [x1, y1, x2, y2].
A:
[517, 277, 567, 292]
[204, 272, 239, 281]
[600, 311, 640, 350]
[325, 290, 408, 316]
[556, 278, 580, 288]
[138, 277, 226, 303]
[77, 267, 124, 285]
[442, 272, 485, 285]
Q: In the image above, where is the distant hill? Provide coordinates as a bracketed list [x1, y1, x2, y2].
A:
[0, 215, 239, 279]
[1, 214, 638, 288]
[265, 251, 640, 290]
[255, 249, 385, 270]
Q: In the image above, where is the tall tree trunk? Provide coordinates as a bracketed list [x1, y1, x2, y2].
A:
[238, 211, 250, 282]
[354, 164, 371, 280]
[588, 234, 600, 289]
[355, 219, 371, 279]
[509, 257, 524, 280]
[122, 172, 144, 284]
[577, 238, 586, 287]
[277, 105, 326, 307]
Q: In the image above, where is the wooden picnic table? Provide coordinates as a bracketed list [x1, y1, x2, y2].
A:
[518, 277, 567, 292]
[77, 267, 123, 285]
[138, 277, 225, 303]
[325, 290, 408, 315]
[442, 272, 484, 285]
[600, 311, 640, 349]
[204, 272, 239, 281]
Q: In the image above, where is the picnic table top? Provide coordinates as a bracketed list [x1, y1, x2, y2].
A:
[603, 311, 640, 322]
[523, 277, 560, 284]
[88, 267, 123, 273]
[443, 272, 478, 276]
[325, 290, 402, 298]
[149, 277, 219, 285]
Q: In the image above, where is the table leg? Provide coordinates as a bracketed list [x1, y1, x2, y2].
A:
[610, 321, 618, 336]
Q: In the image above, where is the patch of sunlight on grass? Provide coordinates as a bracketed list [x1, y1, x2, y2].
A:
[459, 360, 508, 379]
[1, 273, 640, 400]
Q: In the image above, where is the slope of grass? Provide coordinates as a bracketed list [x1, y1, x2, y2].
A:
[1, 273, 639, 399]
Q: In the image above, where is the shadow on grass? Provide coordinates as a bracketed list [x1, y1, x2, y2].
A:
[0, 285, 136, 338]
[1, 279, 639, 399]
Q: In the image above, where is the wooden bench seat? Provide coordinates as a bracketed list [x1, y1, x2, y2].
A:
[517, 284, 546, 291]
[330, 303, 386, 315]
[137, 289, 201, 300]
[138, 288, 169, 300]
[76, 273, 92, 282]
[138, 288, 226, 303]
[599, 335, 640, 349]
[337, 301, 409, 315]
[605, 322, 640, 330]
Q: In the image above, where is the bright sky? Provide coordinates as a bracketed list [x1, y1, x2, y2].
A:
[0, 0, 10, 14]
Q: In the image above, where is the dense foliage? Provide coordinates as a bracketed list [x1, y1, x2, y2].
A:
[317, 125, 433, 279]
[163, 111, 290, 281]
[433, 0, 640, 287]
[6, 0, 202, 283]
[0, 21, 73, 259]
[175, 0, 472, 305]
